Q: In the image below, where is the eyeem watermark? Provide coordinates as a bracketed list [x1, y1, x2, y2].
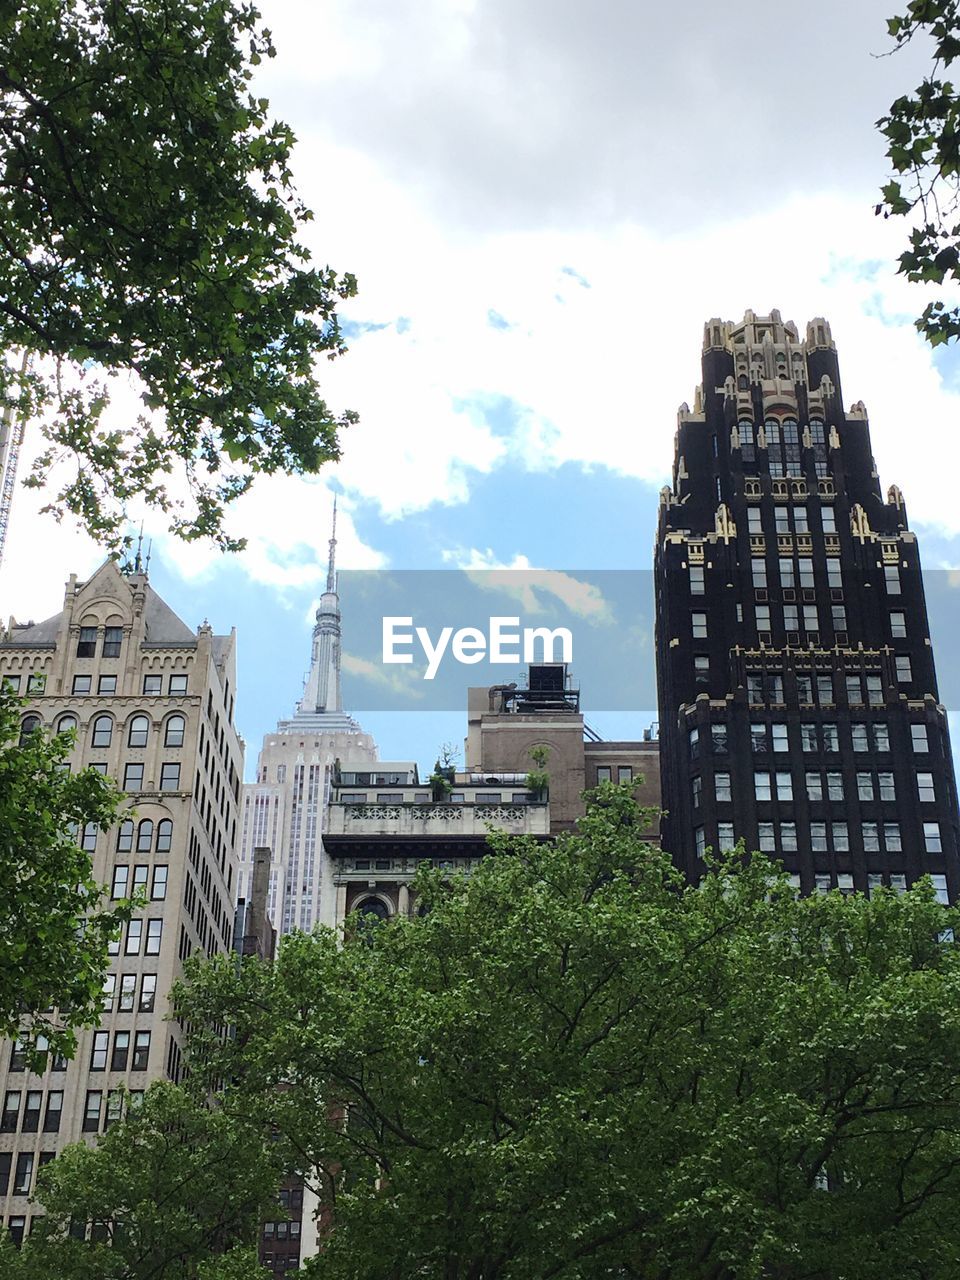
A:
[383, 616, 573, 680]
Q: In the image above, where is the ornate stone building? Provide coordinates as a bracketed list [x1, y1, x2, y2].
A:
[656, 310, 960, 897]
[0, 560, 242, 1241]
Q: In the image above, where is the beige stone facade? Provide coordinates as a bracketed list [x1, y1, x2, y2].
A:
[0, 561, 242, 1241]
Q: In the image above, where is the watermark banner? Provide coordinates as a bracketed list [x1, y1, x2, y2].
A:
[339, 569, 656, 712]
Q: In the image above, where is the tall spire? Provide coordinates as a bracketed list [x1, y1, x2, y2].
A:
[326, 495, 337, 593]
[285, 498, 360, 731]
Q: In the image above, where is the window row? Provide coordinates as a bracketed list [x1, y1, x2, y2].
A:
[1, 1088, 63, 1133]
[745, 504, 836, 536]
[76, 625, 123, 658]
[82, 1087, 144, 1133]
[102, 972, 157, 1012]
[0, 1151, 54, 1201]
[696, 820, 942, 857]
[71, 673, 189, 696]
[691, 721, 927, 759]
[107, 918, 163, 957]
[89, 1029, 151, 1073]
[71, 713, 186, 749]
[117, 818, 173, 854]
[595, 766, 634, 783]
[119, 761, 181, 791]
[110, 864, 167, 900]
[8, 1036, 66, 1073]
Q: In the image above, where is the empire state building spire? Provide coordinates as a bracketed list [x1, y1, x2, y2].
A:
[285, 498, 361, 732]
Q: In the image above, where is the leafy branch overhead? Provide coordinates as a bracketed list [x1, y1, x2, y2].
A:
[879, 0, 960, 344]
[0, 0, 357, 551]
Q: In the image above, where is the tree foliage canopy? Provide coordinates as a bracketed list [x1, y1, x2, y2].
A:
[880, 0, 960, 344]
[0, 0, 356, 550]
[0, 686, 125, 1067]
[174, 789, 960, 1280]
[1, 1082, 280, 1280]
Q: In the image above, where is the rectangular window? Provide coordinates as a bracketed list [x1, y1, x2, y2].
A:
[125, 920, 142, 955]
[76, 626, 97, 657]
[931, 875, 950, 905]
[851, 723, 868, 752]
[774, 508, 790, 534]
[750, 723, 767, 753]
[688, 728, 699, 761]
[13, 1152, 33, 1195]
[105, 1090, 123, 1129]
[826, 558, 842, 589]
[747, 508, 762, 533]
[775, 771, 793, 800]
[692, 612, 707, 638]
[771, 723, 788, 752]
[794, 508, 809, 534]
[83, 1091, 102, 1132]
[770, 675, 784, 704]
[779, 558, 795, 588]
[799, 561, 815, 591]
[832, 822, 850, 852]
[863, 822, 880, 852]
[846, 676, 863, 706]
[102, 626, 123, 657]
[827, 772, 844, 801]
[868, 874, 884, 897]
[924, 822, 943, 853]
[895, 656, 912, 683]
[822, 724, 839, 752]
[143, 674, 162, 695]
[131, 864, 148, 896]
[796, 674, 813, 703]
[918, 772, 936, 803]
[689, 566, 704, 595]
[90, 1031, 108, 1071]
[151, 866, 168, 900]
[755, 605, 770, 632]
[112, 1031, 130, 1072]
[43, 1090, 63, 1133]
[168, 674, 189, 695]
[691, 776, 702, 809]
[123, 763, 144, 791]
[119, 974, 137, 1012]
[884, 565, 901, 595]
[781, 822, 797, 851]
[878, 772, 896, 801]
[26, 672, 45, 694]
[817, 674, 834, 705]
[616, 766, 633, 783]
[111, 865, 129, 899]
[718, 823, 735, 850]
[856, 772, 874, 801]
[715, 772, 731, 802]
[811, 822, 828, 852]
[758, 823, 776, 852]
[145, 919, 163, 955]
[132, 1031, 150, 1072]
[806, 772, 823, 801]
[884, 822, 903, 852]
[139, 975, 157, 1013]
[911, 724, 929, 753]
[97, 674, 117, 695]
[752, 558, 767, 588]
[72, 674, 91, 695]
[890, 874, 907, 895]
[800, 724, 818, 752]
[747, 675, 764, 704]
[803, 604, 818, 632]
[711, 724, 728, 753]
[159, 763, 180, 791]
[1, 1091, 20, 1132]
[890, 612, 907, 638]
[596, 766, 611, 783]
[866, 675, 883, 707]
[754, 772, 772, 801]
[832, 605, 847, 633]
[873, 724, 890, 752]
[694, 827, 706, 858]
[821, 505, 836, 533]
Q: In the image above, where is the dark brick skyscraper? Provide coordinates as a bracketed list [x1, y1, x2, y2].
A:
[655, 309, 960, 899]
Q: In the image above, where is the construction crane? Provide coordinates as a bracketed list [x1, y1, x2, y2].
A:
[0, 352, 32, 571]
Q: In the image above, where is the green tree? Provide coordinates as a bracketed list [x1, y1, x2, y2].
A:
[0, 0, 356, 551]
[0, 1082, 278, 1279]
[176, 787, 960, 1279]
[879, 0, 960, 344]
[0, 686, 125, 1066]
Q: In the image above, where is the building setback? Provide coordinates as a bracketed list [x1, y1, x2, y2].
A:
[656, 310, 960, 898]
[0, 560, 243, 1241]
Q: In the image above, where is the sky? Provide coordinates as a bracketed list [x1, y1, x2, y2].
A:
[2, 0, 960, 778]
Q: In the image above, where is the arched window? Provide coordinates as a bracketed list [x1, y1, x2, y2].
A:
[56, 714, 78, 737]
[136, 820, 154, 853]
[19, 715, 40, 745]
[91, 715, 113, 748]
[356, 897, 389, 923]
[127, 715, 150, 748]
[117, 820, 134, 853]
[156, 819, 173, 853]
[164, 714, 185, 748]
